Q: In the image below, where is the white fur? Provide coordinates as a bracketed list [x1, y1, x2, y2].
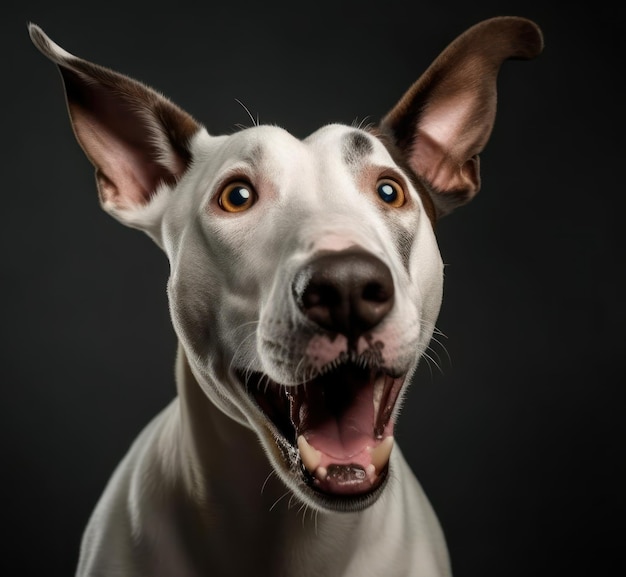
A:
[73, 124, 451, 576]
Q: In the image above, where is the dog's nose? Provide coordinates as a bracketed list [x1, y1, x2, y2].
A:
[293, 248, 395, 340]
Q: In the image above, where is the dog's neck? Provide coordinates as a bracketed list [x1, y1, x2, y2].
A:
[174, 343, 282, 510]
[170, 344, 368, 574]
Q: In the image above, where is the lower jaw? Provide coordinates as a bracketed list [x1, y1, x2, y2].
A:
[301, 469, 390, 512]
[272, 434, 391, 512]
[304, 461, 388, 496]
[297, 431, 394, 496]
[268, 425, 393, 511]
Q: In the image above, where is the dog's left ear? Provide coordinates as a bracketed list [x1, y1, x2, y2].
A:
[379, 16, 543, 218]
[28, 24, 201, 240]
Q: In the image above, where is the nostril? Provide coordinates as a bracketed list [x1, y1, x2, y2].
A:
[301, 282, 341, 309]
[362, 281, 392, 303]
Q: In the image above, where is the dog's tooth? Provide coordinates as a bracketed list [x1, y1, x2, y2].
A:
[365, 464, 376, 483]
[297, 435, 322, 474]
[373, 375, 385, 420]
[369, 436, 394, 472]
[316, 466, 328, 481]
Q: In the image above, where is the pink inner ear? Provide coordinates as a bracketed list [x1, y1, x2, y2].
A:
[412, 129, 479, 197]
[414, 90, 488, 193]
[78, 118, 151, 207]
[73, 109, 175, 210]
[56, 61, 199, 213]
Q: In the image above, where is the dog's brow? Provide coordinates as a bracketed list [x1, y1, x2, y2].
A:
[342, 131, 374, 166]
[243, 143, 264, 166]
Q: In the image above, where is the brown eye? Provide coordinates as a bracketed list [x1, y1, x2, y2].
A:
[376, 178, 405, 208]
[218, 181, 256, 213]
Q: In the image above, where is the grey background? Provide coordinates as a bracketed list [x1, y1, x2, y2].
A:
[2, 1, 624, 575]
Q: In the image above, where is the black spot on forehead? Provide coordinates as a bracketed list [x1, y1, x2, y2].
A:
[343, 131, 374, 166]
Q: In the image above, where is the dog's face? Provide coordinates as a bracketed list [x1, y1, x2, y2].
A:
[163, 124, 444, 509]
[30, 18, 542, 512]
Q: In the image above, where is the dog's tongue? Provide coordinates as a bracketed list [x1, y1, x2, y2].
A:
[292, 364, 376, 459]
[299, 379, 375, 458]
[286, 364, 401, 496]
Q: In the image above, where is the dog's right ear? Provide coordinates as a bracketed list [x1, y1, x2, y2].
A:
[29, 24, 201, 241]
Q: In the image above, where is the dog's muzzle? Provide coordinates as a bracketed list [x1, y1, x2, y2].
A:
[243, 248, 405, 506]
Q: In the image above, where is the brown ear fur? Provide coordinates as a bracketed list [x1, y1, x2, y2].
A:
[380, 16, 543, 218]
[29, 24, 200, 212]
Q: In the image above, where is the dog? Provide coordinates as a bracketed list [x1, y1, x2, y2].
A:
[29, 16, 542, 577]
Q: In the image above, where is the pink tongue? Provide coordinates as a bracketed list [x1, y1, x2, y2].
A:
[299, 380, 375, 459]
[305, 424, 371, 459]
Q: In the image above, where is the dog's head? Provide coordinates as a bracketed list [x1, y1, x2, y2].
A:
[30, 18, 542, 512]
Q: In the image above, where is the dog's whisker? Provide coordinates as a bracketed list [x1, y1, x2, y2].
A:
[233, 319, 261, 332]
[432, 325, 448, 338]
[243, 352, 259, 378]
[424, 344, 445, 371]
[418, 318, 436, 332]
[260, 470, 277, 495]
[228, 329, 258, 374]
[302, 504, 308, 529]
[241, 368, 253, 390]
[429, 336, 452, 367]
[297, 501, 306, 522]
[234, 98, 258, 127]
[414, 319, 452, 371]
[261, 374, 271, 394]
[351, 115, 373, 131]
[269, 491, 290, 512]
[418, 350, 435, 381]
[423, 321, 451, 367]
[429, 334, 448, 349]
[238, 357, 257, 390]
[422, 350, 444, 376]
[293, 356, 308, 385]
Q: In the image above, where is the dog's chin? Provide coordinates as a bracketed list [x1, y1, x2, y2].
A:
[236, 359, 405, 512]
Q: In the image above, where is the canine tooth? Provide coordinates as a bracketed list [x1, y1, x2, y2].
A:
[365, 464, 376, 483]
[316, 466, 328, 481]
[297, 435, 322, 474]
[369, 436, 394, 472]
[373, 375, 385, 419]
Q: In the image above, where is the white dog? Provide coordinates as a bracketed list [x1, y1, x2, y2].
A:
[30, 16, 542, 577]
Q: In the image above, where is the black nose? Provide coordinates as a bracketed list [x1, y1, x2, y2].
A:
[292, 248, 395, 340]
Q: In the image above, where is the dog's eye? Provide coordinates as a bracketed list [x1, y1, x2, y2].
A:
[376, 178, 405, 207]
[218, 181, 256, 213]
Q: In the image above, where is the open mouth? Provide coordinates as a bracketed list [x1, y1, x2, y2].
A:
[240, 355, 405, 504]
